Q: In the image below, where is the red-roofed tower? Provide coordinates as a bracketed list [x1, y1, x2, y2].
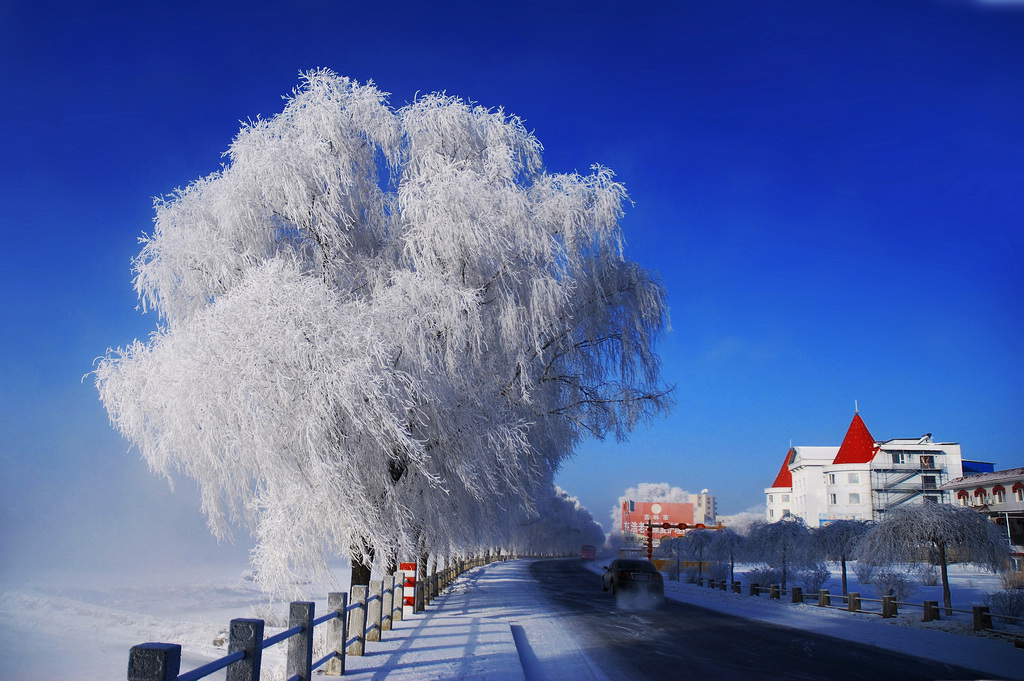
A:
[832, 412, 878, 465]
[770, 449, 795, 488]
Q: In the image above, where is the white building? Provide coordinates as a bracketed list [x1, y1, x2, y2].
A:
[765, 412, 965, 526]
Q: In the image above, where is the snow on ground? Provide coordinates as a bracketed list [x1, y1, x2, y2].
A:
[2, 558, 1022, 680]
[586, 558, 1023, 680]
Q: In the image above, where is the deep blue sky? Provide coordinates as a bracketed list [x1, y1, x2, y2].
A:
[2, 1, 1023, 572]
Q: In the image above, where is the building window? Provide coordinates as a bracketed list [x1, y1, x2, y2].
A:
[848, 473, 859, 484]
[891, 452, 906, 465]
[829, 493, 837, 505]
[769, 509, 774, 518]
[959, 495, 968, 506]
[920, 455, 935, 469]
[782, 494, 790, 503]
[1016, 488, 1024, 503]
[782, 509, 791, 517]
[828, 474, 836, 485]
[923, 496, 938, 504]
[768, 495, 773, 503]
[849, 493, 861, 504]
[994, 490, 1005, 504]
[922, 476, 936, 490]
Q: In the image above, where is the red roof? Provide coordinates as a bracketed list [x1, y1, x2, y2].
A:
[832, 413, 878, 465]
[770, 448, 795, 488]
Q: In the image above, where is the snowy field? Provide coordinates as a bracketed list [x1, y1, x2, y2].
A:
[1, 559, 1022, 680]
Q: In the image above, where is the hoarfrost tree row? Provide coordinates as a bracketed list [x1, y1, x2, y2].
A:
[95, 70, 671, 594]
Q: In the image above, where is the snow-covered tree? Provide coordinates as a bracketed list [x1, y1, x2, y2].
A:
[510, 486, 606, 556]
[95, 70, 671, 594]
[682, 528, 715, 582]
[709, 527, 746, 584]
[812, 519, 870, 596]
[858, 504, 1010, 614]
[747, 518, 813, 591]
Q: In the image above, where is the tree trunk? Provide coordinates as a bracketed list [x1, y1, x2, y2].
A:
[350, 539, 375, 589]
[840, 556, 848, 597]
[781, 545, 787, 591]
[938, 542, 952, 616]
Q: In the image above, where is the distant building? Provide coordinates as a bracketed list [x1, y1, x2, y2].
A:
[765, 412, 978, 526]
[942, 467, 1024, 570]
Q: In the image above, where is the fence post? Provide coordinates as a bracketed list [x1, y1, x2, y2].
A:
[882, 595, 896, 619]
[749, 582, 759, 596]
[791, 586, 803, 604]
[347, 585, 368, 656]
[286, 601, 314, 681]
[973, 605, 992, 631]
[922, 600, 939, 622]
[732, 581, 741, 594]
[415, 580, 425, 612]
[818, 589, 830, 607]
[128, 643, 181, 681]
[381, 575, 394, 632]
[847, 592, 861, 613]
[324, 592, 347, 676]
[393, 570, 405, 622]
[366, 581, 383, 642]
[769, 584, 780, 600]
[226, 618, 264, 681]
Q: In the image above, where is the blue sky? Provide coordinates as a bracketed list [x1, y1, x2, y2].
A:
[2, 1, 1022, 572]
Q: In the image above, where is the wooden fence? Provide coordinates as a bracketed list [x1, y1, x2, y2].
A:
[689, 576, 1024, 647]
[127, 555, 501, 681]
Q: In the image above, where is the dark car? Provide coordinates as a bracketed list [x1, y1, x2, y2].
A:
[601, 558, 664, 598]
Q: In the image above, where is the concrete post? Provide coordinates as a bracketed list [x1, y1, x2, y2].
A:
[732, 581, 741, 594]
[769, 584, 780, 600]
[323, 592, 347, 676]
[415, 581, 425, 612]
[366, 581, 383, 642]
[923, 600, 940, 622]
[973, 605, 993, 631]
[381, 575, 394, 632]
[392, 571, 405, 622]
[226, 618, 264, 681]
[882, 595, 896, 619]
[719, 580, 727, 591]
[347, 585, 368, 656]
[847, 592, 860, 613]
[286, 601, 314, 681]
[128, 643, 181, 681]
[818, 589, 830, 607]
[749, 583, 759, 596]
[791, 586, 803, 604]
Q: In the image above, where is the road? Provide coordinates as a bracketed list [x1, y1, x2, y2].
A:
[526, 559, 1002, 681]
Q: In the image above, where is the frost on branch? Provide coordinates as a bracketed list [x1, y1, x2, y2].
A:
[96, 69, 671, 593]
[858, 503, 1010, 613]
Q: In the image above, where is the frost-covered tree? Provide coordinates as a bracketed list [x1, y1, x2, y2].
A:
[812, 519, 870, 596]
[747, 518, 813, 591]
[511, 486, 606, 556]
[859, 504, 1009, 614]
[709, 528, 746, 584]
[95, 70, 671, 594]
[682, 528, 715, 583]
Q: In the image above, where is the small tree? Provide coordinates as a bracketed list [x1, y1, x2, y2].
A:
[709, 528, 746, 584]
[859, 504, 1009, 614]
[748, 518, 813, 591]
[683, 529, 715, 583]
[813, 519, 870, 596]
